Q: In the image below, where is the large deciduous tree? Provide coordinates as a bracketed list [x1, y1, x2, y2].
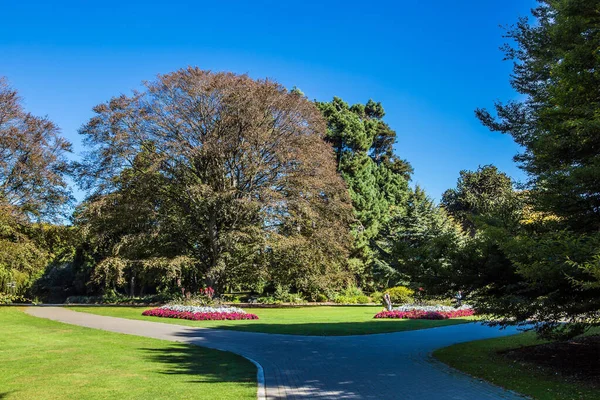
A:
[0, 78, 73, 295]
[77, 68, 354, 295]
[0, 78, 72, 220]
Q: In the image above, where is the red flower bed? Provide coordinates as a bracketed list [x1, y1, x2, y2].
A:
[142, 308, 259, 321]
[374, 309, 474, 320]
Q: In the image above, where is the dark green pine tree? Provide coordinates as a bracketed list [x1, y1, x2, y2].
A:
[317, 97, 413, 286]
[475, 0, 600, 338]
[476, 0, 600, 233]
[374, 186, 464, 290]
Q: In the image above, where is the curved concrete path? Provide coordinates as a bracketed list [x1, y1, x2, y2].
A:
[26, 307, 525, 400]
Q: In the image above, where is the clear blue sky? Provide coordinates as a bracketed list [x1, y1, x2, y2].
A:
[0, 0, 536, 202]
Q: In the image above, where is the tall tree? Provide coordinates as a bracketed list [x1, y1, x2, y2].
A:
[316, 97, 412, 287]
[0, 78, 72, 296]
[77, 68, 354, 295]
[441, 165, 522, 235]
[476, 0, 600, 233]
[375, 186, 464, 290]
[474, 1, 600, 338]
[0, 77, 72, 220]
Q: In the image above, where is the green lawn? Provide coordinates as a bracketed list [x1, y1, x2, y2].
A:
[0, 308, 256, 400]
[70, 305, 473, 336]
[433, 331, 600, 400]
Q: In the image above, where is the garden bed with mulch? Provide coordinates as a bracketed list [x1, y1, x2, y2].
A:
[501, 334, 600, 389]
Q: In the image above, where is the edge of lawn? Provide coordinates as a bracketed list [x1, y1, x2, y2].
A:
[432, 331, 600, 400]
[1, 307, 259, 400]
[66, 305, 475, 336]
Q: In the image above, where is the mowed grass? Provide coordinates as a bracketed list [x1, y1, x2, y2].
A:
[433, 330, 600, 400]
[0, 308, 256, 400]
[70, 305, 473, 336]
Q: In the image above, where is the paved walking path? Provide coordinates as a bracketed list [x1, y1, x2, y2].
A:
[26, 307, 525, 400]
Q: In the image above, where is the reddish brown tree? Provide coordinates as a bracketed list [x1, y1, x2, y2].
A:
[0, 77, 72, 220]
[77, 68, 354, 293]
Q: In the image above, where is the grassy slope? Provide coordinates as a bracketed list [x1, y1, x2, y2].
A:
[433, 331, 600, 400]
[0, 308, 256, 400]
[70, 305, 472, 336]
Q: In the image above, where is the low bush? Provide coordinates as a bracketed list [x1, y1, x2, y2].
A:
[333, 295, 358, 304]
[356, 295, 371, 304]
[331, 286, 371, 304]
[0, 293, 31, 304]
[315, 293, 328, 302]
[370, 291, 384, 304]
[256, 296, 282, 305]
[64, 293, 177, 305]
[386, 286, 414, 304]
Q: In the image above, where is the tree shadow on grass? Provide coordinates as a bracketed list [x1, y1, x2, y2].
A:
[196, 319, 474, 336]
[140, 343, 256, 385]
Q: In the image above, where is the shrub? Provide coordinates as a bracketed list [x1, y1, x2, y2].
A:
[386, 286, 414, 304]
[64, 293, 177, 305]
[333, 295, 358, 304]
[370, 291, 384, 304]
[342, 285, 363, 298]
[315, 293, 328, 302]
[0, 293, 30, 304]
[256, 296, 282, 305]
[356, 295, 371, 304]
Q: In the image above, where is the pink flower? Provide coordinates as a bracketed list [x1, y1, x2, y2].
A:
[142, 308, 258, 321]
[373, 309, 474, 320]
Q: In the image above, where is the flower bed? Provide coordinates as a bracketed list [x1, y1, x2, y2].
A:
[394, 304, 473, 313]
[142, 305, 259, 321]
[374, 308, 474, 320]
[160, 305, 248, 314]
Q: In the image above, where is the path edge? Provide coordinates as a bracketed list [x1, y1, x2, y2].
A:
[22, 307, 267, 400]
[246, 356, 266, 400]
[204, 345, 266, 400]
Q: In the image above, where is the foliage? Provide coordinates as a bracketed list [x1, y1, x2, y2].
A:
[386, 286, 414, 304]
[356, 295, 371, 304]
[332, 295, 358, 304]
[370, 291, 384, 304]
[375, 186, 465, 290]
[441, 165, 523, 236]
[470, 1, 600, 338]
[75, 68, 354, 296]
[476, 1, 600, 233]
[316, 97, 413, 286]
[0, 292, 30, 304]
[332, 285, 371, 304]
[0, 77, 72, 220]
[315, 293, 328, 302]
[0, 78, 75, 300]
[64, 292, 177, 305]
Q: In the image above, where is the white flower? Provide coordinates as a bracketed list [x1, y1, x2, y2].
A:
[160, 305, 247, 314]
[393, 304, 473, 313]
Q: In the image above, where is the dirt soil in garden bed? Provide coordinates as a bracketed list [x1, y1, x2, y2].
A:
[500, 334, 600, 388]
